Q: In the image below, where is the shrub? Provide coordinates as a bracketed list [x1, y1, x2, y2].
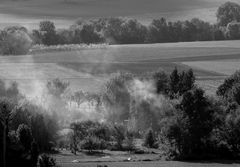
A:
[217, 70, 240, 104]
[81, 136, 106, 152]
[17, 124, 33, 151]
[112, 124, 126, 149]
[144, 129, 157, 148]
[125, 130, 135, 151]
[0, 27, 32, 55]
[38, 154, 59, 167]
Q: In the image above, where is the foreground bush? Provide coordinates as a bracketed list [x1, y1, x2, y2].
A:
[0, 26, 32, 55]
[144, 129, 157, 148]
[81, 136, 107, 152]
[38, 154, 59, 167]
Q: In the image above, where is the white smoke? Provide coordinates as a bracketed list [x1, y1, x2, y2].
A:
[127, 78, 172, 132]
[128, 78, 165, 108]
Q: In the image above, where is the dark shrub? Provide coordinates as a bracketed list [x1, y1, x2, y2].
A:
[17, 124, 33, 151]
[144, 129, 157, 148]
[38, 154, 59, 167]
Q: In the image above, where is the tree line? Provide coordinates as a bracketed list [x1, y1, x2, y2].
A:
[1, 1, 240, 55]
[31, 1, 240, 45]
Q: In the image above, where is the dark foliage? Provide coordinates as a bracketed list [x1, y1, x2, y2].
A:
[154, 68, 195, 98]
[217, 2, 240, 26]
[28, 2, 240, 46]
[144, 129, 157, 148]
[38, 154, 59, 167]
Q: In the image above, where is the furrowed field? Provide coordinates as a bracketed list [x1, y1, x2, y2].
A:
[0, 40, 240, 96]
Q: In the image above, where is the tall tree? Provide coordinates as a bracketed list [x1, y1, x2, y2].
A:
[217, 2, 240, 26]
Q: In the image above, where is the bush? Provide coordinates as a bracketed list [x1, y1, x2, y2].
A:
[217, 70, 240, 104]
[81, 136, 107, 152]
[125, 130, 135, 151]
[17, 124, 33, 151]
[0, 27, 32, 55]
[144, 129, 157, 148]
[38, 154, 59, 167]
[112, 124, 126, 149]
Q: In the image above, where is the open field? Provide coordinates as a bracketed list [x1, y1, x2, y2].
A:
[0, 0, 239, 28]
[0, 40, 240, 96]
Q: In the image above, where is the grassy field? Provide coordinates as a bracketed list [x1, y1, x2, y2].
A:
[0, 40, 240, 96]
[57, 160, 240, 167]
[0, 0, 238, 29]
[53, 150, 240, 167]
[57, 161, 240, 167]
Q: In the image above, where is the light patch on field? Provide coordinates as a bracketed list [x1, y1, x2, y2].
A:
[196, 79, 224, 95]
[0, 61, 105, 98]
[182, 60, 240, 76]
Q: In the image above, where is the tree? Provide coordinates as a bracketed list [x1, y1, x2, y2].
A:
[104, 17, 125, 44]
[120, 19, 147, 44]
[80, 24, 103, 44]
[38, 154, 59, 167]
[179, 69, 195, 95]
[112, 124, 125, 149]
[225, 22, 240, 39]
[46, 78, 69, 98]
[153, 70, 169, 95]
[180, 88, 214, 156]
[56, 29, 74, 44]
[190, 18, 214, 41]
[181, 20, 196, 41]
[217, 70, 240, 104]
[213, 25, 226, 40]
[144, 129, 156, 148]
[0, 98, 15, 167]
[17, 124, 33, 151]
[39, 21, 57, 45]
[224, 109, 240, 154]
[147, 18, 169, 43]
[217, 2, 240, 26]
[69, 131, 78, 154]
[169, 68, 180, 96]
[102, 73, 133, 123]
[0, 26, 32, 55]
[160, 88, 215, 158]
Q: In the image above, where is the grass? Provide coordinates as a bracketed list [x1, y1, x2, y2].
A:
[57, 161, 240, 167]
[53, 150, 240, 167]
